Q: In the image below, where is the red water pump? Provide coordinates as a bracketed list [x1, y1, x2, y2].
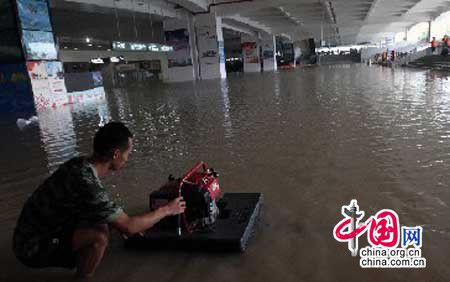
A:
[149, 161, 221, 234]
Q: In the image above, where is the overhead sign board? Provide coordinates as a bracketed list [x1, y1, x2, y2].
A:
[113, 41, 174, 52]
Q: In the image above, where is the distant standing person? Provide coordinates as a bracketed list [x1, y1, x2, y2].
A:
[431, 37, 438, 54]
[441, 35, 449, 56]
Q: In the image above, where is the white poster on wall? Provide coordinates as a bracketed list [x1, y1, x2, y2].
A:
[165, 29, 192, 68]
[27, 61, 69, 111]
[26, 61, 50, 111]
[198, 25, 217, 63]
[197, 23, 219, 79]
[242, 42, 258, 63]
[46, 61, 68, 107]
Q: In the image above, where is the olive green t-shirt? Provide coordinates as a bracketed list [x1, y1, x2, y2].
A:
[13, 156, 123, 259]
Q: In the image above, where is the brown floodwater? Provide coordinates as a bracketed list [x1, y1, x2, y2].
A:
[1, 64, 450, 281]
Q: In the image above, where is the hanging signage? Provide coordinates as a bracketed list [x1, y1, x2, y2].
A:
[130, 42, 147, 51]
[113, 41, 127, 50]
[112, 41, 174, 52]
[148, 43, 160, 52]
[160, 45, 173, 52]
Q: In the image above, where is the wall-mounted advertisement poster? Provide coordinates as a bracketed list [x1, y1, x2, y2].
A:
[0, 1, 16, 30]
[0, 30, 24, 63]
[218, 41, 225, 64]
[242, 42, 258, 63]
[197, 25, 218, 64]
[165, 29, 192, 68]
[17, 0, 52, 31]
[92, 71, 103, 88]
[0, 63, 34, 113]
[195, 22, 220, 78]
[64, 71, 106, 104]
[22, 30, 57, 60]
[26, 61, 51, 111]
[165, 29, 189, 50]
[46, 61, 68, 107]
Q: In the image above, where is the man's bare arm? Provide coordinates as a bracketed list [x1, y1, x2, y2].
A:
[110, 197, 186, 235]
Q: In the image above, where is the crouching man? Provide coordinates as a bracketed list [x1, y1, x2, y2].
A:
[13, 122, 185, 278]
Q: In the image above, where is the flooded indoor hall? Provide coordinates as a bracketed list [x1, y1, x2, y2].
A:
[2, 64, 450, 281]
[2, 0, 450, 281]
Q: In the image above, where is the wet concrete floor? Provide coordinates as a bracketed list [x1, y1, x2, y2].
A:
[1, 64, 450, 281]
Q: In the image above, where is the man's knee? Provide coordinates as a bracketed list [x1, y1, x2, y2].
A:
[73, 224, 110, 251]
[93, 231, 108, 249]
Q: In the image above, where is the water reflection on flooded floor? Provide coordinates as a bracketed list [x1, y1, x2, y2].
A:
[2, 65, 450, 281]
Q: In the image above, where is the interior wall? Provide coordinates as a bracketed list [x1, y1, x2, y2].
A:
[59, 50, 169, 82]
[52, 9, 165, 43]
[59, 50, 167, 63]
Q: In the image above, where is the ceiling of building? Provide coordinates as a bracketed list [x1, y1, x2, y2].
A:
[49, 1, 165, 50]
[215, 0, 450, 45]
[53, 0, 450, 45]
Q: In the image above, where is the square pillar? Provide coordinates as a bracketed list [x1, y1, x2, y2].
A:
[241, 34, 261, 72]
[195, 14, 226, 80]
[261, 35, 277, 71]
[163, 18, 197, 82]
[187, 15, 200, 80]
[0, 0, 106, 115]
[273, 35, 278, 71]
[216, 17, 227, 79]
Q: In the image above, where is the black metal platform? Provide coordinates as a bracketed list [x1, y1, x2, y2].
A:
[124, 193, 262, 252]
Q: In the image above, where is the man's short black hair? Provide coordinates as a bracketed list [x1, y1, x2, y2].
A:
[93, 122, 133, 160]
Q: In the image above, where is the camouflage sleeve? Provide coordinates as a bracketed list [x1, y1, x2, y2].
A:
[75, 172, 124, 225]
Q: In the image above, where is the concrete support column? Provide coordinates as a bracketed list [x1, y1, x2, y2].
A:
[160, 54, 170, 82]
[195, 14, 226, 80]
[163, 18, 196, 82]
[100, 63, 116, 88]
[241, 33, 261, 72]
[261, 35, 277, 71]
[216, 16, 227, 79]
[187, 15, 200, 80]
[0, 0, 68, 115]
[293, 42, 302, 67]
[428, 20, 433, 42]
[273, 35, 278, 71]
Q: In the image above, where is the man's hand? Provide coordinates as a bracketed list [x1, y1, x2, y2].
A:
[165, 197, 186, 216]
[111, 197, 186, 236]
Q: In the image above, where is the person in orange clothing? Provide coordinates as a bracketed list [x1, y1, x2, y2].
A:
[381, 51, 387, 62]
